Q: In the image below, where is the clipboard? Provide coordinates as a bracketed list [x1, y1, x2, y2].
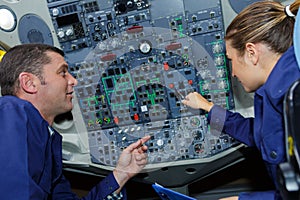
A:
[152, 183, 197, 200]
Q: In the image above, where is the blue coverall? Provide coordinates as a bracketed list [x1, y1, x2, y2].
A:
[208, 46, 300, 199]
[0, 96, 126, 200]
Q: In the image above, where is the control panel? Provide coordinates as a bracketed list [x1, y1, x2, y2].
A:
[47, 0, 239, 168]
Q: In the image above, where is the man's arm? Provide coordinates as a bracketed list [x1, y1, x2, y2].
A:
[52, 136, 150, 200]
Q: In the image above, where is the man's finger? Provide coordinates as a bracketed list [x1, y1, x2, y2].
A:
[125, 136, 151, 152]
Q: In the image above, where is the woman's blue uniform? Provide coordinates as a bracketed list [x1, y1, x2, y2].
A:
[208, 46, 300, 199]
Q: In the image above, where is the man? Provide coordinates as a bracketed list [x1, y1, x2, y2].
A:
[0, 43, 150, 199]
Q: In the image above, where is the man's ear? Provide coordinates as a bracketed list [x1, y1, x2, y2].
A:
[18, 72, 38, 94]
[245, 42, 259, 65]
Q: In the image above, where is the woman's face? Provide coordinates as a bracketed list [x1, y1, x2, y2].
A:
[225, 41, 264, 93]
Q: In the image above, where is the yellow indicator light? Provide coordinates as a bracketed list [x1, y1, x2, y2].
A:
[288, 135, 294, 156]
[0, 50, 6, 62]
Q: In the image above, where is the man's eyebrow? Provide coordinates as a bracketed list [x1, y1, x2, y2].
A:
[59, 63, 69, 70]
[56, 63, 69, 72]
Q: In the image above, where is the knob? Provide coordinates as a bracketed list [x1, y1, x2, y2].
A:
[139, 41, 151, 54]
[57, 30, 65, 38]
[52, 8, 59, 17]
[65, 28, 74, 36]
[213, 43, 223, 53]
[127, 1, 134, 8]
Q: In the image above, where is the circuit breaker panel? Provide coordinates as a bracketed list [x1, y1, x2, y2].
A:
[46, 0, 239, 167]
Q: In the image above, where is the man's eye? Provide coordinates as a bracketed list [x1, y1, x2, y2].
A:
[60, 71, 67, 76]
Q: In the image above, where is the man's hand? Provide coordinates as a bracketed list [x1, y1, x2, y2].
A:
[113, 135, 151, 193]
[219, 196, 239, 200]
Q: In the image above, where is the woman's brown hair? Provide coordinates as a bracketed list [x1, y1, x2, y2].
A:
[225, 0, 300, 56]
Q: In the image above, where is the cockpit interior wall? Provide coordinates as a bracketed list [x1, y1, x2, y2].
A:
[0, 0, 291, 187]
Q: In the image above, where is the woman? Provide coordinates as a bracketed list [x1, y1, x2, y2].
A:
[182, 1, 300, 199]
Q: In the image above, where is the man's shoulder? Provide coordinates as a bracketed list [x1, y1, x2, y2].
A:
[0, 95, 33, 108]
[0, 95, 27, 104]
[0, 96, 40, 117]
[0, 96, 49, 133]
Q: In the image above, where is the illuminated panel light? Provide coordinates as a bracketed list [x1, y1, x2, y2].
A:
[0, 50, 6, 61]
[0, 6, 17, 32]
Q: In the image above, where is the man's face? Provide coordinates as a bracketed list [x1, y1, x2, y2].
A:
[37, 51, 77, 117]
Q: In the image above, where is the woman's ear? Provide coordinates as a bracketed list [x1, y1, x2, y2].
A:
[245, 42, 259, 65]
[18, 72, 38, 94]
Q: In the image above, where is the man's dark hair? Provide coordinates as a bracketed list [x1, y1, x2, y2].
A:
[0, 43, 64, 96]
